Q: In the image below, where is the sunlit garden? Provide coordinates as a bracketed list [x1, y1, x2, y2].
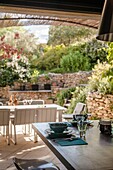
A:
[1, 25, 113, 118]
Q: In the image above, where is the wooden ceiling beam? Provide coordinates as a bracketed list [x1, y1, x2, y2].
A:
[0, 0, 105, 16]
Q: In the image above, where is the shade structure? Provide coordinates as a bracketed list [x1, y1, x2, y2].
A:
[96, 0, 113, 42]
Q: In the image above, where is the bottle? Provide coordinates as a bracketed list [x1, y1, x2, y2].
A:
[13, 94, 18, 106]
[8, 95, 13, 106]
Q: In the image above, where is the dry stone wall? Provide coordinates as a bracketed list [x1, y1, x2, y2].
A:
[38, 71, 91, 88]
[87, 92, 113, 119]
[0, 71, 91, 104]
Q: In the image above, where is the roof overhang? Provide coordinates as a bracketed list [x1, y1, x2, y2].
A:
[0, 0, 105, 18]
[0, 0, 105, 29]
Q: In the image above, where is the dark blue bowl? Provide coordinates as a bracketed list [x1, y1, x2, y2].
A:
[49, 123, 68, 133]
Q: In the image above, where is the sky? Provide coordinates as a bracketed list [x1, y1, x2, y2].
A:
[24, 25, 50, 44]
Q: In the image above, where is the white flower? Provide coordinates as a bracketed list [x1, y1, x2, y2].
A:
[7, 53, 31, 82]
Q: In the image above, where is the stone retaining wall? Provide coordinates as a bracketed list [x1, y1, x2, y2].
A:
[0, 71, 91, 103]
[87, 92, 113, 119]
[38, 71, 91, 88]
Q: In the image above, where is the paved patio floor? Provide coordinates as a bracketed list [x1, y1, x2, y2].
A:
[0, 125, 67, 170]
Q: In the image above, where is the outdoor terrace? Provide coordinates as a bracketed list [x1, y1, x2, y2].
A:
[0, 126, 66, 170]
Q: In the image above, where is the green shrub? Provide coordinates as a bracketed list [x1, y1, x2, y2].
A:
[37, 45, 66, 71]
[67, 86, 87, 113]
[78, 39, 108, 68]
[49, 67, 64, 73]
[88, 61, 113, 94]
[56, 87, 76, 106]
[60, 51, 90, 72]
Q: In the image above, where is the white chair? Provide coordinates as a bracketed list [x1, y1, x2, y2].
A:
[10, 108, 37, 144]
[0, 102, 3, 106]
[62, 102, 86, 120]
[36, 107, 57, 122]
[17, 101, 24, 105]
[0, 109, 10, 145]
[13, 157, 60, 170]
[34, 107, 57, 142]
[31, 100, 44, 105]
[73, 102, 86, 115]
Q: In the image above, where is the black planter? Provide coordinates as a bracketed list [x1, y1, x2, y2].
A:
[20, 85, 26, 91]
[44, 84, 51, 90]
[32, 84, 39, 91]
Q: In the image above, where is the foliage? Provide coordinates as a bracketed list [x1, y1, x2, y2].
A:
[88, 61, 113, 94]
[30, 69, 39, 84]
[106, 42, 113, 62]
[0, 27, 41, 74]
[36, 45, 66, 71]
[47, 26, 96, 46]
[60, 50, 90, 72]
[49, 67, 64, 73]
[36, 39, 108, 73]
[0, 27, 38, 55]
[29, 44, 47, 70]
[56, 87, 76, 106]
[77, 39, 108, 69]
[0, 59, 18, 87]
[0, 36, 31, 87]
[67, 86, 87, 113]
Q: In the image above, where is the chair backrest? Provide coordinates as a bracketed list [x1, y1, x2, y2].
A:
[17, 101, 24, 105]
[0, 102, 3, 106]
[73, 102, 86, 115]
[14, 108, 37, 125]
[13, 157, 60, 170]
[0, 109, 10, 126]
[36, 107, 57, 122]
[31, 100, 44, 105]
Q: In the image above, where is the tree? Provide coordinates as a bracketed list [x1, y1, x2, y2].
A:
[47, 25, 96, 46]
[0, 27, 38, 56]
[75, 39, 108, 69]
[36, 45, 66, 71]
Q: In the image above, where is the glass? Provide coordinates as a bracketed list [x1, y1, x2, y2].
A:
[23, 99, 27, 105]
[111, 120, 113, 137]
[28, 99, 32, 105]
[77, 120, 87, 139]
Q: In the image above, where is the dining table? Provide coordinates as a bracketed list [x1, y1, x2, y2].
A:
[32, 120, 113, 170]
[0, 104, 66, 122]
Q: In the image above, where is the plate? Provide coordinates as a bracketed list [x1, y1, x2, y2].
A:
[46, 130, 73, 139]
[45, 128, 72, 135]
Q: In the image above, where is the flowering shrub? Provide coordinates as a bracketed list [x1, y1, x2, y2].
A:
[88, 61, 113, 94]
[7, 54, 31, 83]
[0, 34, 31, 87]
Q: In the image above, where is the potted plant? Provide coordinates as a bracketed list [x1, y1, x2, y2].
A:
[44, 83, 51, 90]
[31, 69, 39, 90]
[20, 84, 26, 91]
